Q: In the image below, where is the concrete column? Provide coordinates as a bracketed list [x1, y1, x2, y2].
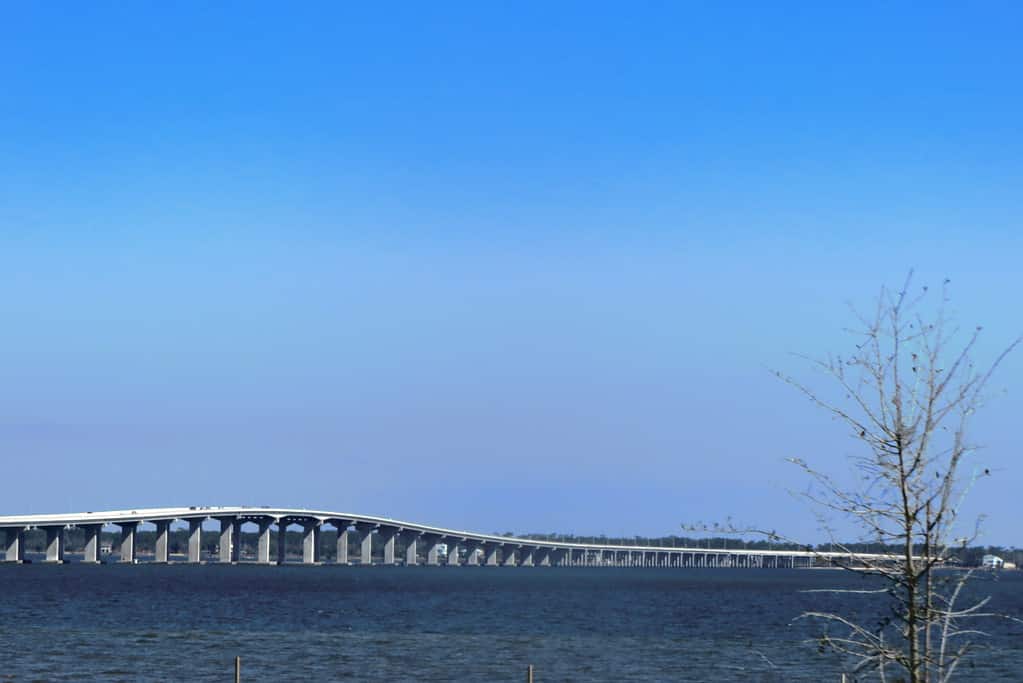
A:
[335, 528, 350, 565]
[357, 524, 375, 565]
[501, 545, 516, 566]
[4, 528, 25, 563]
[44, 526, 65, 563]
[302, 521, 321, 564]
[276, 520, 289, 565]
[188, 519, 203, 563]
[446, 540, 460, 566]
[154, 521, 171, 563]
[381, 528, 397, 565]
[425, 536, 441, 565]
[119, 522, 137, 563]
[83, 525, 102, 563]
[465, 542, 480, 566]
[257, 520, 272, 564]
[231, 520, 243, 562]
[536, 547, 550, 566]
[520, 547, 535, 567]
[217, 518, 234, 564]
[484, 544, 500, 566]
[404, 532, 419, 566]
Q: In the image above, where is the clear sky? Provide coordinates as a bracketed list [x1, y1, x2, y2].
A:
[1, 3, 1021, 544]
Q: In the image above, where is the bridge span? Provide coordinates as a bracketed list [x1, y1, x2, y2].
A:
[0, 506, 883, 568]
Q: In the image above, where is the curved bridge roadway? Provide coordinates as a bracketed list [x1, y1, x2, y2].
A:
[0, 506, 884, 568]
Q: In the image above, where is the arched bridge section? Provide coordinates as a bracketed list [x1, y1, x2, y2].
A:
[0, 506, 882, 568]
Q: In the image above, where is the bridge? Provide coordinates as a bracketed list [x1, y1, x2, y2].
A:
[0, 506, 881, 568]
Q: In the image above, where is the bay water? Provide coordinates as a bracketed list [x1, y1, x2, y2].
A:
[1, 562, 1021, 681]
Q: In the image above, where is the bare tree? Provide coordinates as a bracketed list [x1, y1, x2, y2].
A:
[777, 272, 1019, 682]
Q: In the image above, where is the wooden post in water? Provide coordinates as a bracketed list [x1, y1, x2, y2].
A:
[526, 664, 534, 683]
[235, 656, 241, 683]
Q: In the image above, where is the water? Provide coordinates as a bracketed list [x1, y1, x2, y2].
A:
[1, 562, 1021, 681]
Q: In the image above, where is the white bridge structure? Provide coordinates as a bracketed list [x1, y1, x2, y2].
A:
[0, 506, 882, 568]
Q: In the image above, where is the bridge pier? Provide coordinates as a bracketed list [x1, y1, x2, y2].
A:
[276, 520, 289, 565]
[4, 528, 25, 563]
[357, 524, 376, 565]
[119, 522, 137, 563]
[466, 541, 482, 566]
[188, 519, 203, 563]
[446, 539, 461, 566]
[381, 527, 397, 565]
[404, 532, 420, 566]
[424, 535, 441, 565]
[82, 524, 102, 563]
[302, 521, 321, 564]
[485, 544, 500, 566]
[217, 517, 237, 564]
[154, 520, 171, 563]
[257, 519, 272, 564]
[43, 526, 65, 563]
[520, 546, 534, 567]
[335, 526, 351, 565]
[536, 547, 550, 566]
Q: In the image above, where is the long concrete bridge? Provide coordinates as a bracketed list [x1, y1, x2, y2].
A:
[0, 506, 882, 568]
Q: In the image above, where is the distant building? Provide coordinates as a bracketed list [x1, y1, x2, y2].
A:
[981, 554, 1004, 569]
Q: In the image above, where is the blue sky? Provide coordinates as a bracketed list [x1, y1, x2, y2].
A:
[1, 3, 1021, 544]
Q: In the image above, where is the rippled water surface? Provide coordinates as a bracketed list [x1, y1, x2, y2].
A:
[1, 562, 1021, 681]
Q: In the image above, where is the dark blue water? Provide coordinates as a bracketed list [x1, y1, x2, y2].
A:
[1, 563, 1021, 682]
